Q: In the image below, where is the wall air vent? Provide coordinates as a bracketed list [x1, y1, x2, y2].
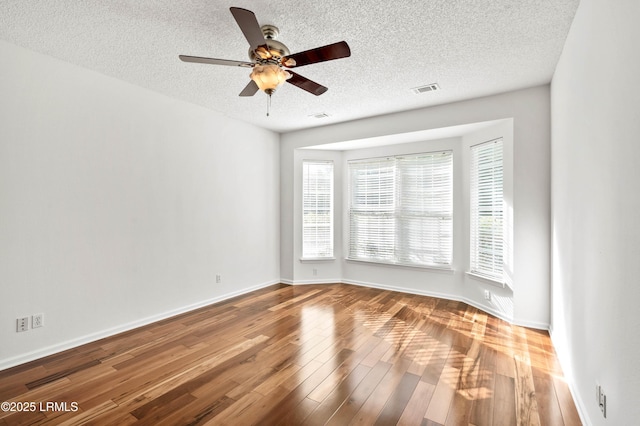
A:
[412, 83, 440, 94]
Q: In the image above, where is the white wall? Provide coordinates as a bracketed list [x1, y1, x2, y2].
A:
[550, 0, 640, 423]
[0, 40, 281, 369]
[281, 86, 550, 328]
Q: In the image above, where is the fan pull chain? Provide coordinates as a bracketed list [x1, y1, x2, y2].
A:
[266, 94, 271, 117]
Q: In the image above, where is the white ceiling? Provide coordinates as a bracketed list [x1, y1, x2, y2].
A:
[0, 0, 579, 133]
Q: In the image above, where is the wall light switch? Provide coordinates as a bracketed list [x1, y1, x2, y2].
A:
[17, 317, 29, 332]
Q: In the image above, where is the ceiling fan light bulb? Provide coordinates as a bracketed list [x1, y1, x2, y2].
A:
[283, 57, 296, 67]
[255, 46, 271, 59]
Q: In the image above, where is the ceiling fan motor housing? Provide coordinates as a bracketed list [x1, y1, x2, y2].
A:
[248, 25, 290, 63]
[261, 25, 279, 40]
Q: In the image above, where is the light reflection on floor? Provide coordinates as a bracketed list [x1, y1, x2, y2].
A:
[291, 288, 561, 406]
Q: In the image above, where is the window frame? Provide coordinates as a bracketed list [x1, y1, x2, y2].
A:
[469, 138, 504, 283]
[347, 150, 454, 269]
[301, 160, 335, 260]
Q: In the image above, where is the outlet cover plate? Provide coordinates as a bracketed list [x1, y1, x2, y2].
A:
[32, 313, 44, 328]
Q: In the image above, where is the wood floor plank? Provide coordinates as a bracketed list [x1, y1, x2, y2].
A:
[445, 391, 473, 426]
[0, 283, 581, 425]
[494, 321, 517, 379]
[493, 373, 517, 426]
[424, 363, 460, 424]
[349, 356, 413, 425]
[325, 360, 391, 426]
[268, 288, 324, 311]
[421, 338, 452, 385]
[156, 380, 237, 425]
[110, 335, 269, 408]
[532, 373, 565, 426]
[469, 344, 497, 425]
[271, 397, 319, 426]
[553, 376, 583, 426]
[0, 365, 47, 400]
[373, 371, 421, 425]
[256, 349, 355, 423]
[360, 337, 392, 368]
[397, 379, 436, 425]
[512, 325, 541, 426]
[307, 336, 378, 403]
[57, 400, 136, 426]
[304, 364, 370, 425]
[281, 359, 325, 392]
[253, 361, 302, 396]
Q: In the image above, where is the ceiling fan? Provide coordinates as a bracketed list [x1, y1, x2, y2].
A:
[179, 7, 351, 104]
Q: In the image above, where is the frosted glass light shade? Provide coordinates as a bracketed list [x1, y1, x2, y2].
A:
[250, 64, 291, 92]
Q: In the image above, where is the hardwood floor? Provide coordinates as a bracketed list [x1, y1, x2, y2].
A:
[0, 284, 581, 425]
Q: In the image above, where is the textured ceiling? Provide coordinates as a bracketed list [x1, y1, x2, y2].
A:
[0, 0, 579, 133]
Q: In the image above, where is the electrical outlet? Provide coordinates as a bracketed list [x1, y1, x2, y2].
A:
[484, 290, 491, 301]
[32, 313, 44, 328]
[216, 274, 221, 284]
[16, 317, 29, 332]
[312, 268, 318, 276]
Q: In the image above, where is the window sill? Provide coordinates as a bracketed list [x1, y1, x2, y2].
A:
[466, 271, 506, 288]
[299, 257, 336, 262]
[346, 258, 454, 273]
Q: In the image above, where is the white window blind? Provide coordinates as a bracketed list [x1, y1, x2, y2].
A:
[348, 151, 453, 267]
[470, 139, 504, 281]
[349, 158, 396, 262]
[302, 160, 334, 258]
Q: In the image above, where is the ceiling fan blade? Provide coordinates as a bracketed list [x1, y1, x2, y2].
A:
[179, 55, 254, 68]
[239, 80, 259, 97]
[286, 71, 328, 96]
[283, 41, 351, 68]
[230, 7, 265, 50]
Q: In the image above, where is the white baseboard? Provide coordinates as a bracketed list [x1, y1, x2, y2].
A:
[0, 279, 280, 372]
[510, 317, 550, 330]
[289, 279, 343, 285]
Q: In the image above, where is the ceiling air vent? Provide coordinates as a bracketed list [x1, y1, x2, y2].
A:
[412, 83, 440, 94]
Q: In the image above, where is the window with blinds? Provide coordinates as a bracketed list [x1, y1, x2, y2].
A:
[302, 160, 334, 259]
[470, 139, 504, 281]
[348, 151, 453, 268]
